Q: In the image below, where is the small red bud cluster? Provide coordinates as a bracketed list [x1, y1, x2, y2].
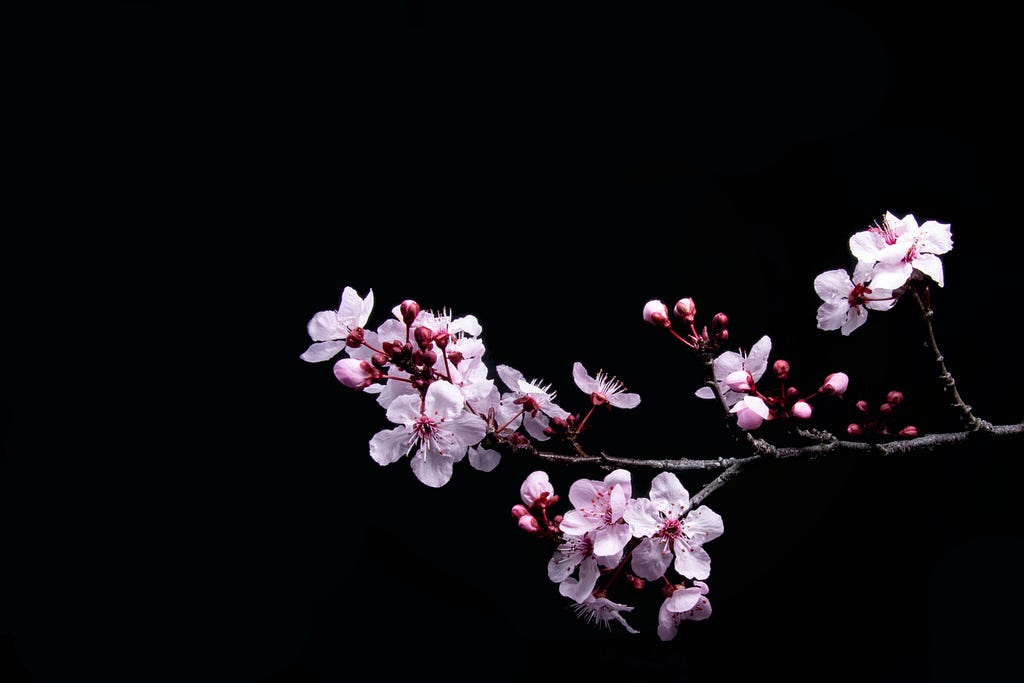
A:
[643, 297, 728, 350]
[846, 390, 918, 439]
[511, 491, 561, 539]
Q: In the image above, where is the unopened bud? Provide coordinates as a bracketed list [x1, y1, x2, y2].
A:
[711, 312, 728, 334]
[856, 400, 870, 413]
[716, 329, 728, 342]
[773, 359, 790, 381]
[899, 425, 918, 439]
[879, 402, 893, 416]
[821, 372, 849, 396]
[517, 514, 540, 533]
[886, 390, 904, 405]
[643, 300, 672, 328]
[792, 401, 812, 419]
[627, 574, 646, 591]
[847, 423, 864, 436]
[333, 358, 374, 390]
[371, 352, 388, 369]
[422, 349, 438, 366]
[400, 300, 420, 325]
[673, 297, 696, 323]
[446, 350, 464, 366]
[414, 326, 434, 349]
[725, 370, 754, 393]
[511, 504, 530, 519]
[786, 386, 800, 401]
[433, 331, 450, 349]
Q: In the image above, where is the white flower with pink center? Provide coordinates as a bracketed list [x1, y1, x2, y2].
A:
[849, 211, 953, 289]
[368, 380, 487, 487]
[572, 363, 641, 409]
[496, 364, 570, 441]
[547, 532, 623, 604]
[695, 335, 771, 407]
[558, 469, 634, 556]
[571, 594, 638, 634]
[730, 395, 770, 430]
[814, 265, 897, 336]
[657, 581, 712, 641]
[623, 472, 724, 581]
[300, 286, 375, 363]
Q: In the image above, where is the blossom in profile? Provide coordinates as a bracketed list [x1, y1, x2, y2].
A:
[849, 211, 953, 289]
[496, 365, 570, 440]
[730, 395, 771, 430]
[657, 581, 712, 641]
[695, 335, 771, 407]
[558, 469, 634, 556]
[300, 286, 375, 362]
[572, 363, 641, 409]
[367, 380, 486, 487]
[571, 594, 639, 634]
[814, 266, 896, 336]
[547, 532, 623, 603]
[623, 472, 724, 580]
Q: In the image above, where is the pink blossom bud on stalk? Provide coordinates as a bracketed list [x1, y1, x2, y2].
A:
[643, 300, 672, 328]
[792, 401, 813, 419]
[517, 514, 541, 533]
[345, 328, 364, 348]
[879, 402, 893, 416]
[433, 331, 450, 349]
[711, 312, 728, 334]
[773, 359, 790, 381]
[725, 370, 754, 393]
[847, 423, 864, 436]
[786, 386, 800, 401]
[886, 390, 904, 405]
[414, 326, 434, 349]
[511, 504, 530, 519]
[899, 426, 919, 438]
[674, 297, 696, 322]
[856, 400, 870, 413]
[333, 358, 375, 390]
[821, 372, 849, 396]
[400, 299, 420, 325]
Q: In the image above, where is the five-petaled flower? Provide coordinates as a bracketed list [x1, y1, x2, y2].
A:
[814, 265, 897, 335]
[657, 581, 712, 641]
[300, 286, 375, 363]
[623, 472, 724, 581]
[559, 469, 634, 556]
[849, 211, 953, 289]
[368, 380, 487, 487]
[572, 363, 641, 409]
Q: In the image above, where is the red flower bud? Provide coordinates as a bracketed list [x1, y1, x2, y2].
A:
[400, 299, 420, 325]
[345, 327, 365, 348]
[773, 359, 790, 381]
[879, 402, 893, 416]
[856, 400, 870, 413]
[847, 423, 864, 436]
[433, 331, 450, 349]
[674, 297, 697, 323]
[899, 425, 918, 439]
[886, 390, 904, 405]
[414, 326, 434, 349]
[711, 312, 728, 333]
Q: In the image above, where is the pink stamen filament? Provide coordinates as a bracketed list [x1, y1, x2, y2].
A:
[494, 406, 527, 435]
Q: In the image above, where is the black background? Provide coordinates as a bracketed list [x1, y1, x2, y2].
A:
[3, 2, 1023, 681]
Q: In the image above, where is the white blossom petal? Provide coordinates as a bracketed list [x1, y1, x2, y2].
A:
[694, 387, 715, 400]
[868, 261, 913, 290]
[630, 537, 673, 581]
[572, 362, 598, 394]
[849, 230, 883, 263]
[559, 509, 602, 537]
[840, 305, 869, 336]
[649, 471, 689, 516]
[745, 335, 772, 381]
[523, 413, 552, 441]
[813, 269, 854, 302]
[683, 505, 724, 544]
[608, 392, 641, 409]
[306, 310, 345, 341]
[665, 587, 702, 613]
[424, 381, 465, 421]
[496, 364, 525, 393]
[299, 340, 346, 363]
[445, 412, 487, 449]
[913, 252, 945, 287]
[467, 446, 500, 472]
[816, 302, 848, 332]
[558, 556, 600, 604]
[673, 543, 712, 580]
[368, 426, 412, 465]
[918, 220, 953, 255]
[623, 498, 663, 538]
[409, 446, 454, 488]
[593, 522, 632, 557]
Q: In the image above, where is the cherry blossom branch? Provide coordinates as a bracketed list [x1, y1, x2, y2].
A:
[911, 286, 993, 432]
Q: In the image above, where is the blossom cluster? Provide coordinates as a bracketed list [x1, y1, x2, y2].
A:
[513, 469, 722, 640]
[815, 211, 952, 335]
[300, 287, 640, 487]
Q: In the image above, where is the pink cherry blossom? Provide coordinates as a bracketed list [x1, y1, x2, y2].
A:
[547, 532, 623, 603]
[367, 380, 487, 487]
[559, 469, 634, 556]
[849, 211, 953, 289]
[496, 364, 571, 441]
[571, 594, 638, 634]
[792, 400, 813, 419]
[300, 286, 375, 363]
[520, 471, 554, 506]
[821, 372, 849, 396]
[814, 267, 896, 336]
[572, 363, 641, 409]
[623, 472, 724, 581]
[695, 335, 771, 407]
[730, 395, 770, 430]
[657, 581, 712, 641]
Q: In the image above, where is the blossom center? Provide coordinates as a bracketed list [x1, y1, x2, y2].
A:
[870, 217, 899, 245]
[412, 415, 440, 443]
[848, 283, 872, 307]
[658, 517, 683, 542]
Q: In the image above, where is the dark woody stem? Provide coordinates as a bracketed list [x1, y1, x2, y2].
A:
[910, 286, 993, 431]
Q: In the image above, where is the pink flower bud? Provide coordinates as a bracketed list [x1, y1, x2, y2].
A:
[371, 352, 388, 368]
[673, 297, 696, 323]
[517, 514, 540, 533]
[627, 574, 646, 591]
[345, 327, 365, 348]
[433, 331, 450, 349]
[717, 329, 729, 342]
[711, 312, 728, 333]
[446, 350, 464, 366]
[879, 402, 893, 416]
[847, 423, 864, 436]
[414, 326, 434, 349]
[855, 400, 870, 413]
[792, 401, 813, 419]
[400, 299, 420, 325]
[643, 300, 672, 328]
[821, 372, 849, 396]
[725, 370, 754, 393]
[333, 358, 374, 389]
[886, 390, 904, 405]
[773, 359, 790, 381]
[422, 349, 438, 366]
[786, 386, 800, 400]
[899, 425, 918, 438]
[511, 504, 530, 519]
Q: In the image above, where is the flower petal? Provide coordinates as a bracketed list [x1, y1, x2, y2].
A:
[666, 587, 702, 613]
[813, 269, 853, 302]
[623, 498, 662, 538]
[745, 335, 772, 381]
[849, 229, 883, 263]
[572, 362, 597, 394]
[673, 543, 712, 580]
[593, 522, 632, 557]
[368, 426, 411, 465]
[445, 412, 487, 449]
[604, 469, 632, 499]
[306, 310, 345, 341]
[918, 220, 953, 255]
[913, 252, 945, 287]
[840, 304, 868, 336]
[567, 478, 601, 510]
[816, 302, 847, 332]
[649, 471, 689, 516]
[523, 413, 551, 441]
[409, 446, 455, 488]
[558, 509, 602, 537]
[694, 387, 715, 400]
[630, 537, 673, 581]
[467, 446, 500, 472]
[683, 505, 724, 544]
[868, 261, 913, 290]
[299, 340, 346, 363]
[559, 556, 600, 604]
[424, 380, 465, 420]
[609, 392, 641, 409]
[496, 364, 525, 393]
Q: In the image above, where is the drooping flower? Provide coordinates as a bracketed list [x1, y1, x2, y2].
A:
[559, 469, 634, 556]
[730, 395, 771, 430]
[695, 335, 771, 407]
[571, 594, 639, 634]
[547, 532, 623, 603]
[849, 211, 953, 289]
[657, 581, 712, 641]
[496, 365, 570, 440]
[623, 472, 724, 581]
[814, 266, 896, 336]
[300, 286, 375, 362]
[572, 363, 641, 409]
[367, 380, 487, 487]
[520, 470, 554, 506]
